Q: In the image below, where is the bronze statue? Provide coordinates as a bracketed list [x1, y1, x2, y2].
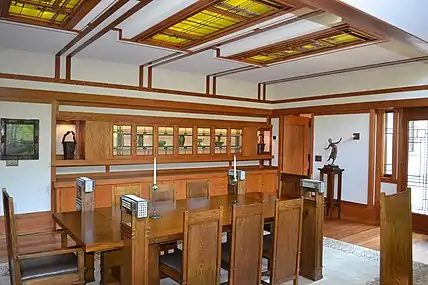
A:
[325, 138, 342, 166]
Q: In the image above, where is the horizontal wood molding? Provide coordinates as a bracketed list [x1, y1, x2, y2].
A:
[58, 111, 267, 126]
[340, 201, 379, 225]
[0, 73, 266, 105]
[0, 86, 271, 117]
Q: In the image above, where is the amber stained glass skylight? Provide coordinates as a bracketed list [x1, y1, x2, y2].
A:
[8, 0, 84, 26]
[228, 26, 378, 65]
[140, 0, 290, 49]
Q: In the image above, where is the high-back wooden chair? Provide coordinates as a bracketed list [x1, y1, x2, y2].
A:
[380, 188, 412, 285]
[150, 183, 176, 212]
[159, 207, 223, 285]
[262, 198, 304, 285]
[186, 180, 210, 199]
[112, 185, 141, 206]
[2, 189, 85, 285]
[221, 202, 264, 285]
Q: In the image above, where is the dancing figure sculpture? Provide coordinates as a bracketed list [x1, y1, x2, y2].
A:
[325, 138, 342, 166]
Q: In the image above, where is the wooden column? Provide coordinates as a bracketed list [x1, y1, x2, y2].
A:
[380, 189, 412, 285]
[300, 182, 324, 281]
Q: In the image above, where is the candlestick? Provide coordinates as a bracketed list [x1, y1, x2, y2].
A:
[153, 157, 157, 184]
[233, 155, 237, 179]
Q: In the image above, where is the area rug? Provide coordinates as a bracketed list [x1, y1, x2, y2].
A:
[0, 237, 427, 285]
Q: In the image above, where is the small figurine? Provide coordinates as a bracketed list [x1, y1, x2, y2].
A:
[325, 138, 342, 166]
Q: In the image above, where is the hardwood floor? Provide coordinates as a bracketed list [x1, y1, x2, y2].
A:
[0, 219, 427, 264]
[324, 219, 428, 264]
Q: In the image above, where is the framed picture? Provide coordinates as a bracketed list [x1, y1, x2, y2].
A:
[0, 118, 39, 160]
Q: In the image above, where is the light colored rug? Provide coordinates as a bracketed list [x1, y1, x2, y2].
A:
[0, 237, 427, 284]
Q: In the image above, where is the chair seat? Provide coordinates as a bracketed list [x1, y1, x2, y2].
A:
[263, 234, 273, 254]
[159, 250, 182, 273]
[20, 253, 78, 281]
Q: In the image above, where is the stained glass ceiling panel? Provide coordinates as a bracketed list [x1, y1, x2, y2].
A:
[143, 0, 290, 49]
[8, 0, 84, 26]
[229, 27, 377, 65]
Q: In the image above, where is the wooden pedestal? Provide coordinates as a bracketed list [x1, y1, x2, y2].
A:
[300, 188, 324, 281]
[319, 165, 344, 219]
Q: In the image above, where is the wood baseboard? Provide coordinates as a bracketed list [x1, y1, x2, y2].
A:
[0, 211, 54, 237]
[340, 201, 379, 225]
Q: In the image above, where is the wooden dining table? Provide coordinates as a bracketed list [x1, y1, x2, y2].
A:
[52, 192, 323, 284]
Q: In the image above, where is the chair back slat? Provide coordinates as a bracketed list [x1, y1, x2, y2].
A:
[183, 207, 223, 285]
[112, 185, 141, 206]
[186, 180, 210, 199]
[271, 198, 304, 284]
[2, 188, 21, 284]
[229, 202, 264, 285]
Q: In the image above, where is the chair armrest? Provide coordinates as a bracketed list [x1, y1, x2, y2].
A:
[18, 247, 83, 260]
[17, 230, 63, 238]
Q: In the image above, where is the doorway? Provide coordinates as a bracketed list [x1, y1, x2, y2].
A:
[402, 109, 428, 232]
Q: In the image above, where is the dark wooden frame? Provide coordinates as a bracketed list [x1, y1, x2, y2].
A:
[1, 118, 39, 160]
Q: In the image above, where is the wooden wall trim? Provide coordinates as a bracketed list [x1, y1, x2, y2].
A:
[367, 109, 376, 208]
[0, 72, 266, 104]
[341, 201, 379, 225]
[0, 88, 272, 118]
[374, 110, 384, 206]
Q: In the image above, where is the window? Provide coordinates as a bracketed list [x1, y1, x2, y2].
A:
[133, 0, 291, 49]
[113, 125, 132, 156]
[227, 24, 378, 65]
[383, 112, 394, 176]
[409, 121, 415, 153]
[136, 126, 153, 156]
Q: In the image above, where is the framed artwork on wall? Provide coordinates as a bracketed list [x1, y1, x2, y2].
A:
[0, 118, 40, 160]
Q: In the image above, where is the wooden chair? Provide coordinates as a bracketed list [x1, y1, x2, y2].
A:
[380, 188, 412, 285]
[186, 180, 210, 199]
[159, 207, 223, 285]
[221, 202, 264, 285]
[2, 189, 85, 285]
[150, 183, 175, 209]
[112, 184, 141, 206]
[262, 198, 304, 285]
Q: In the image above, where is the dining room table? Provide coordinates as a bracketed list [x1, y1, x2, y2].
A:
[52, 192, 323, 284]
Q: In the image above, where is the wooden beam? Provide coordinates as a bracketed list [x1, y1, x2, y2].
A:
[55, 55, 61, 79]
[375, 110, 384, 206]
[206, 75, 210, 95]
[0, 0, 12, 17]
[263, 56, 428, 85]
[147, 66, 153, 89]
[68, 0, 150, 58]
[57, 0, 128, 57]
[206, 6, 248, 21]
[296, 0, 428, 52]
[139, 65, 144, 88]
[163, 29, 202, 40]
[257, 83, 262, 100]
[392, 109, 399, 181]
[64, 0, 102, 29]
[212, 76, 217, 95]
[262, 84, 267, 101]
[65, 56, 71, 80]
[368, 109, 376, 208]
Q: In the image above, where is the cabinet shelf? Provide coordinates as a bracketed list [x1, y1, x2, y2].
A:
[54, 154, 273, 167]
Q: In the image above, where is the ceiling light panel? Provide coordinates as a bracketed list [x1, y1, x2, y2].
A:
[133, 0, 293, 50]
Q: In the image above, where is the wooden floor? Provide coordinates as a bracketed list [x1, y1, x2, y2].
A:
[324, 219, 428, 264]
[1, 219, 428, 264]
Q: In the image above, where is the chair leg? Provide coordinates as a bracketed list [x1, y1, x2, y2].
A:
[293, 277, 299, 285]
[84, 252, 95, 283]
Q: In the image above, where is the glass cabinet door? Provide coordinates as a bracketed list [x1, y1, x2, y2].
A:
[158, 126, 174, 155]
[178, 127, 193, 155]
[136, 126, 153, 156]
[231, 128, 242, 154]
[214, 128, 227, 154]
[197, 128, 211, 154]
[113, 125, 132, 156]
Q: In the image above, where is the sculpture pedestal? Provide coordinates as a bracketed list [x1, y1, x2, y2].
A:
[319, 165, 344, 219]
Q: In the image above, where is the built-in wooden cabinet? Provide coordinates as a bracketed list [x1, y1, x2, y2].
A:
[53, 168, 277, 212]
[55, 112, 272, 167]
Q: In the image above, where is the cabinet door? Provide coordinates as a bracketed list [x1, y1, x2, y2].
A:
[85, 121, 112, 160]
[210, 176, 228, 196]
[59, 187, 76, 212]
[246, 173, 262, 193]
[261, 173, 277, 194]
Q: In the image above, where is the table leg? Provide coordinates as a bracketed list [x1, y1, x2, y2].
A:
[149, 244, 160, 285]
[61, 231, 68, 248]
[84, 252, 95, 283]
[100, 250, 121, 285]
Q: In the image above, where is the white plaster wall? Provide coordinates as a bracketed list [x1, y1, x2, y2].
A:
[0, 48, 54, 77]
[0, 102, 51, 215]
[72, 56, 139, 86]
[381, 182, 397, 195]
[313, 114, 370, 204]
[152, 68, 205, 93]
[216, 77, 258, 99]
